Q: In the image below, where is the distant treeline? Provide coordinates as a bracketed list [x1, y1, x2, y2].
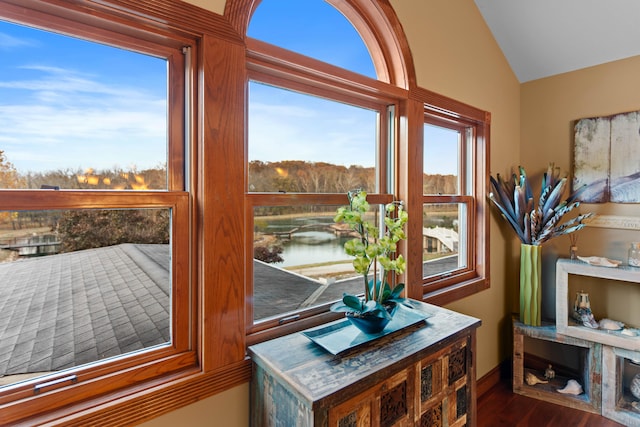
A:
[0, 153, 456, 255]
[248, 160, 456, 194]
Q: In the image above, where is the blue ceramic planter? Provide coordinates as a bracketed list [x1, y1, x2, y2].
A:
[346, 304, 398, 334]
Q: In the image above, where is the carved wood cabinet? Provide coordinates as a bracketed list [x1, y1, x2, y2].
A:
[249, 301, 480, 427]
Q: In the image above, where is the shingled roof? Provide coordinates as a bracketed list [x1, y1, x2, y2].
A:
[0, 243, 456, 384]
[0, 244, 170, 382]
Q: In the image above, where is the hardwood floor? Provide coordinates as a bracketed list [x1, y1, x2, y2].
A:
[477, 380, 626, 427]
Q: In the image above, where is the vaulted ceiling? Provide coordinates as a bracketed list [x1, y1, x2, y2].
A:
[474, 0, 640, 82]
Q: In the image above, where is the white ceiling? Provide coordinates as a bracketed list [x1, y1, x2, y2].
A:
[474, 0, 640, 82]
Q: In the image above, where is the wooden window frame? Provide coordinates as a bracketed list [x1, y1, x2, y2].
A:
[0, 1, 249, 425]
[407, 88, 491, 306]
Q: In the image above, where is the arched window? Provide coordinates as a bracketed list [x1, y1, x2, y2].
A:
[248, 0, 376, 78]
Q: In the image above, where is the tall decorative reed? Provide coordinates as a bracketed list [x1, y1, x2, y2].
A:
[489, 163, 593, 325]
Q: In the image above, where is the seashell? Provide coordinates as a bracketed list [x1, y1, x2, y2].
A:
[557, 379, 583, 395]
[525, 372, 548, 386]
[598, 318, 624, 331]
[631, 374, 640, 400]
[577, 256, 621, 267]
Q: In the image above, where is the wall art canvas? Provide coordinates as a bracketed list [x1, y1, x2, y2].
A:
[574, 110, 640, 203]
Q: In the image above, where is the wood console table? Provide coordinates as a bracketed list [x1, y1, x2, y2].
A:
[249, 301, 481, 427]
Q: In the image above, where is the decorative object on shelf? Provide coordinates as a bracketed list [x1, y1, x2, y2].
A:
[557, 379, 583, 395]
[598, 318, 624, 331]
[573, 290, 591, 313]
[572, 291, 598, 328]
[545, 364, 555, 380]
[577, 310, 599, 329]
[569, 233, 578, 260]
[629, 242, 640, 267]
[489, 163, 593, 326]
[330, 190, 412, 334]
[577, 256, 621, 267]
[631, 373, 640, 400]
[525, 372, 548, 386]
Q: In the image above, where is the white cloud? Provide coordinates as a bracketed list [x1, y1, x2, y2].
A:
[0, 32, 35, 50]
[248, 98, 376, 168]
[0, 66, 166, 173]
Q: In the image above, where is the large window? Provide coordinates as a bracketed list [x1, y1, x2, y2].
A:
[0, 0, 491, 424]
[0, 3, 192, 423]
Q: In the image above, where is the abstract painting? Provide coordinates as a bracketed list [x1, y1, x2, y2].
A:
[574, 110, 640, 203]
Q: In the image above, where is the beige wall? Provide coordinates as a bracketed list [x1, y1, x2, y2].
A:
[144, 0, 520, 425]
[521, 56, 640, 325]
[390, 0, 520, 379]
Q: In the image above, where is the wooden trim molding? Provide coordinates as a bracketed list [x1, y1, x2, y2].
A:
[411, 86, 490, 124]
[24, 361, 252, 426]
[476, 363, 504, 398]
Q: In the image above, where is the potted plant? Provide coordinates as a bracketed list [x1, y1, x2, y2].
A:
[330, 189, 412, 333]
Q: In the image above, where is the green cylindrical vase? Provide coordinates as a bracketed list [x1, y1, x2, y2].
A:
[520, 243, 542, 326]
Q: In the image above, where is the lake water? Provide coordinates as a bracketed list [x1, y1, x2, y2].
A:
[278, 231, 352, 268]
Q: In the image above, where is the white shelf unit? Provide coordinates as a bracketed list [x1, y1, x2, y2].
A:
[555, 259, 640, 352]
[512, 319, 602, 414]
[552, 258, 640, 423]
[602, 346, 640, 426]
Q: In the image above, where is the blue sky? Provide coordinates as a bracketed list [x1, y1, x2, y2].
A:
[0, 1, 455, 176]
[0, 20, 167, 174]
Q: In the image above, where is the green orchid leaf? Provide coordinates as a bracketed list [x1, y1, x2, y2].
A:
[342, 294, 363, 311]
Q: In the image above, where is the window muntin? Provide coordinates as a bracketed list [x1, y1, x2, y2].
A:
[0, 5, 191, 420]
[248, 81, 378, 193]
[0, 19, 168, 190]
